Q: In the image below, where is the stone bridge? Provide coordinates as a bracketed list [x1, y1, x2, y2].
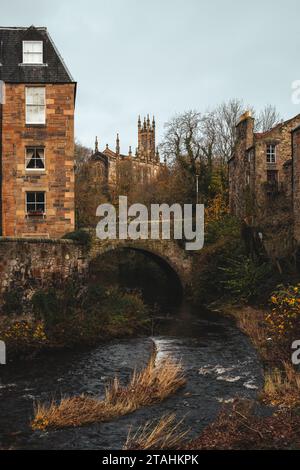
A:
[87, 236, 193, 289]
[0, 235, 193, 299]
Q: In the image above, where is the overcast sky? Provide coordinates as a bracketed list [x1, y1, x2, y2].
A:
[2, 0, 300, 152]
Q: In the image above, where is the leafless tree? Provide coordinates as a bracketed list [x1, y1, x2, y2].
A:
[74, 140, 93, 172]
[254, 104, 282, 133]
[211, 99, 250, 163]
[161, 100, 249, 167]
[160, 110, 202, 173]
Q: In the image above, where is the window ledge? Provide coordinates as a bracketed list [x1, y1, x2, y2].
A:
[19, 63, 48, 67]
[25, 213, 47, 219]
[25, 124, 46, 128]
[25, 169, 46, 173]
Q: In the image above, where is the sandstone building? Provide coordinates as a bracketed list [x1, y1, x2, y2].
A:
[0, 26, 76, 238]
[89, 115, 162, 190]
[229, 111, 300, 258]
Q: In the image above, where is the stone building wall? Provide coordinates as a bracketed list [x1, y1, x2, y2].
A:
[228, 113, 254, 217]
[292, 127, 300, 243]
[229, 112, 300, 259]
[1, 83, 76, 239]
[87, 116, 162, 198]
[0, 102, 2, 233]
[253, 116, 300, 214]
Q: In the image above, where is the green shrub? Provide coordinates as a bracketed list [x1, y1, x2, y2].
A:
[101, 287, 150, 335]
[62, 229, 92, 247]
[191, 238, 244, 306]
[2, 288, 24, 315]
[219, 255, 272, 302]
[205, 214, 240, 245]
[30, 281, 150, 346]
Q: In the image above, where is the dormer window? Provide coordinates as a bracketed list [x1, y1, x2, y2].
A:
[23, 41, 43, 64]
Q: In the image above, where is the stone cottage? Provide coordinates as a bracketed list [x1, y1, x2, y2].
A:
[228, 111, 300, 259]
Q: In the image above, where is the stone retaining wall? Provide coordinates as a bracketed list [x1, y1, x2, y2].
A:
[0, 238, 88, 296]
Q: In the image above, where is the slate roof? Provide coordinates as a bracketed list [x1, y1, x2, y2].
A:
[0, 26, 74, 83]
[254, 114, 300, 139]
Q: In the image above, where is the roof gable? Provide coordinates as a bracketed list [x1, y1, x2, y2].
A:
[0, 26, 74, 83]
[254, 114, 300, 140]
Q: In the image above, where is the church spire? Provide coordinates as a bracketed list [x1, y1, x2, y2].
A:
[156, 146, 160, 161]
[95, 136, 99, 153]
[116, 133, 120, 155]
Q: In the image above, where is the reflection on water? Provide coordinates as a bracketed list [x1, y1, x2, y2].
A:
[0, 304, 263, 450]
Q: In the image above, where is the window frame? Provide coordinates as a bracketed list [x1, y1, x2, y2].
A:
[25, 87, 46, 125]
[25, 146, 46, 171]
[266, 143, 277, 164]
[25, 191, 46, 217]
[22, 40, 43, 65]
[267, 169, 279, 184]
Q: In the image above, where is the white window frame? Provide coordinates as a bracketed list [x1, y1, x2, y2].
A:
[25, 87, 46, 125]
[22, 41, 43, 64]
[25, 191, 46, 216]
[266, 144, 276, 164]
[25, 147, 46, 171]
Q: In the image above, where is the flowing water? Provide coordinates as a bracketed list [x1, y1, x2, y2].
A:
[0, 303, 263, 450]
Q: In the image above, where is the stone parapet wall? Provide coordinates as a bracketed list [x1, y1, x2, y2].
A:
[0, 238, 88, 297]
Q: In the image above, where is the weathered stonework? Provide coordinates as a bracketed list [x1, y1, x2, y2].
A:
[0, 238, 87, 298]
[87, 236, 193, 289]
[0, 26, 76, 239]
[87, 116, 163, 193]
[1, 83, 76, 238]
[229, 112, 300, 259]
[0, 235, 193, 306]
[292, 126, 300, 244]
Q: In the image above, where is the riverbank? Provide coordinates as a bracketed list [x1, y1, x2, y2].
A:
[0, 286, 151, 362]
[219, 302, 300, 403]
[184, 300, 300, 450]
[0, 305, 262, 450]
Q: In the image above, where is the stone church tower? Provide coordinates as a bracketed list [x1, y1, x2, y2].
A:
[88, 115, 162, 191]
[137, 115, 157, 162]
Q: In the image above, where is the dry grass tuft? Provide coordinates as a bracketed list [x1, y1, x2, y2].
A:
[261, 361, 300, 408]
[123, 414, 189, 450]
[31, 355, 186, 430]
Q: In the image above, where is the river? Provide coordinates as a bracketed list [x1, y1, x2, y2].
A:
[0, 303, 263, 450]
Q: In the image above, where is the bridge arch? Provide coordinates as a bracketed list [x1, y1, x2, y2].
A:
[86, 238, 193, 291]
